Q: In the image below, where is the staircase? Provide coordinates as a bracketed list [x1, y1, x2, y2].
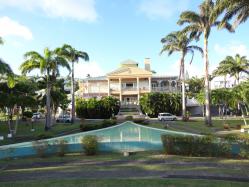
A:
[117, 104, 144, 119]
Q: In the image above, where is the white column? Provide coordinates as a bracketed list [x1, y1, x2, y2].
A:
[137, 77, 140, 104]
[107, 78, 110, 96]
[148, 77, 151, 92]
[169, 80, 172, 92]
[119, 78, 122, 103]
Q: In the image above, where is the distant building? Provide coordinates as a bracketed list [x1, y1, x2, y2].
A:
[211, 74, 248, 90]
[78, 58, 181, 105]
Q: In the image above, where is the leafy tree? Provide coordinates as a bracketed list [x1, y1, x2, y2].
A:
[76, 97, 120, 119]
[186, 76, 204, 98]
[231, 82, 249, 125]
[211, 88, 232, 119]
[177, 0, 234, 126]
[19, 48, 70, 130]
[160, 31, 203, 120]
[139, 93, 181, 117]
[0, 77, 38, 135]
[56, 44, 89, 123]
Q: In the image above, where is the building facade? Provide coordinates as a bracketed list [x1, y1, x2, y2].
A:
[78, 58, 181, 105]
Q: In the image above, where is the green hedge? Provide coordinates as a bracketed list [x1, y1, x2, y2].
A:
[223, 134, 249, 159]
[161, 135, 230, 157]
[76, 96, 120, 119]
[80, 119, 117, 132]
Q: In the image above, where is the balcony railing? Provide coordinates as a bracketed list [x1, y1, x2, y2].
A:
[122, 87, 137, 91]
[152, 87, 169, 92]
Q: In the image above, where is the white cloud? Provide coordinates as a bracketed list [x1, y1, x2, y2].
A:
[0, 16, 33, 40]
[138, 0, 189, 20]
[0, 0, 98, 22]
[74, 61, 104, 79]
[214, 42, 249, 57]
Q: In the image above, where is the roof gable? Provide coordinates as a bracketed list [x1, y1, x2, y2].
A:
[107, 66, 152, 77]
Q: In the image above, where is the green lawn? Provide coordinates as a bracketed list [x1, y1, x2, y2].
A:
[0, 117, 248, 145]
[1, 152, 249, 186]
[0, 120, 102, 145]
[148, 117, 249, 134]
[1, 178, 248, 187]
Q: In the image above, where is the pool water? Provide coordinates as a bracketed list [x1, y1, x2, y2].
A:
[0, 121, 198, 159]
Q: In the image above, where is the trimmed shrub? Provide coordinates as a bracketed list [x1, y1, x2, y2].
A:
[132, 118, 149, 125]
[125, 116, 133, 121]
[81, 135, 98, 155]
[80, 120, 117, 132]
[23, 111, 33, 118]
[32, 141, 49, 158]
[101, 119, 117, 127]
[55, 139, 68, 157]
[161, 135, 230, 157]
[36, 133, 53, 140]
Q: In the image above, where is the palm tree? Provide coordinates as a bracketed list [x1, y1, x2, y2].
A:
[216, 0, 249, 28]
[0, 59, 12, 75]
[56, 44, 89, 123]
[177, 0, 234, 126]
[160, 31, 203, 120]
[0, 38, 15, 88]
[19, 48, 70, 130]
[214, 54, 249, 85]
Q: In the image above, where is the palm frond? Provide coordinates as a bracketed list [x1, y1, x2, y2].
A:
[177, 11, 202, 25]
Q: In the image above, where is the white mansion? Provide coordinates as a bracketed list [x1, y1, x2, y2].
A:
[77, 58, 181, 105]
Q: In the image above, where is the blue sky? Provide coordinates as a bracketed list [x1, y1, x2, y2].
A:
[0, 0, 248, 78]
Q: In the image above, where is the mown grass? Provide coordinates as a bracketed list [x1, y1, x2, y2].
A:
[0, 120, 102, 145]
[148, 118, 249, 134]
[0, 178, 248, 187]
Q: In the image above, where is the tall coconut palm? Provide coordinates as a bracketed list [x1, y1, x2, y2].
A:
[216, 0, 249, 28]
[20, 48, 70, 130]
[0, 58, 12, 75]
[56, 44, 89, 123]
[177, 0, 234, 126]
[214, 54, 249, 85]
[0, 37, 15, 88]
[160, 31, 203, 120]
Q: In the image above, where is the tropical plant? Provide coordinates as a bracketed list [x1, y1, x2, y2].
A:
[177, 0, 234, 126]
[76, 97, 120, 119]
[0, 77, 38, 135]
[0, 39, 15, 88]
[139, 93, 181, 117]
[216, 0, 249, 29]
[213, 54, 249, 85]
[211, 88, 232, 119]
[186, 76, 204, 98]
[19, 48, 70, 130]
[56, 44, 89, 123]
[160, 31, 203, 120]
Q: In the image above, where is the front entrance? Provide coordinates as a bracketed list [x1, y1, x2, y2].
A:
[122, 96, 138, 105]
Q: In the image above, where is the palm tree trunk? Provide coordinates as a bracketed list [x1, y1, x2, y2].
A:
[71, 61, 75, 124]
[204, 35, 212, 126]
[180, 54, 186, 120]
[45, 82, 52, 131]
